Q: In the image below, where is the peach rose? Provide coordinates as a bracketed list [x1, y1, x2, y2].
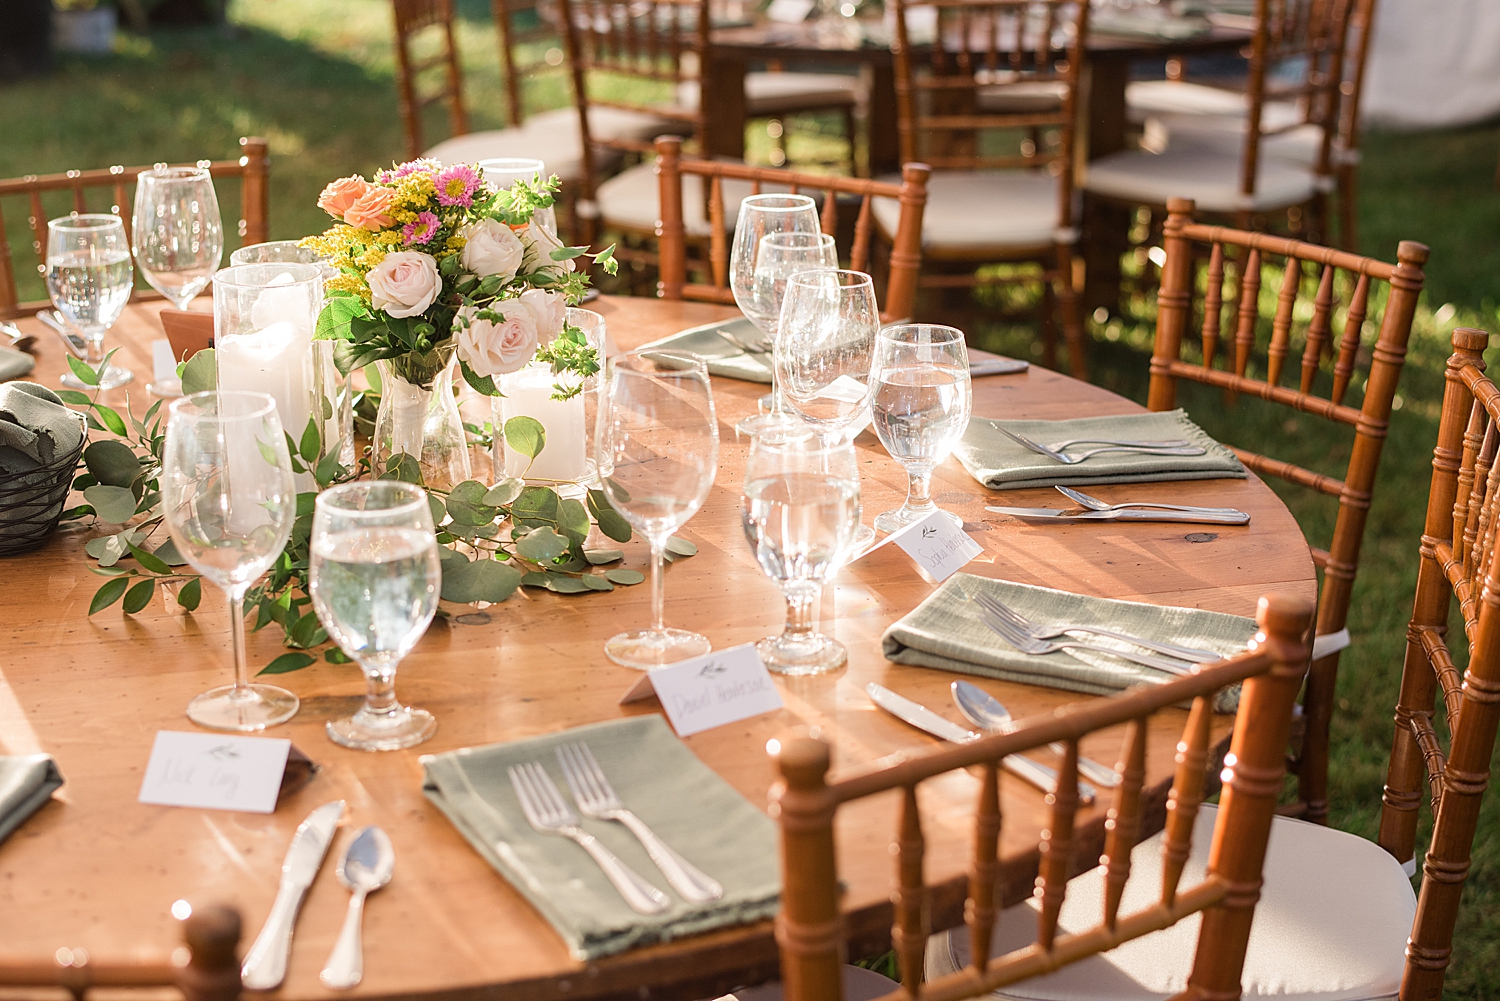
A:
[367, 251, 441, 318]
[343, 186, 397, 231]
[457, 301, 538, 377]
[519, 288, 566, 345]
[316, 175, 370, 221]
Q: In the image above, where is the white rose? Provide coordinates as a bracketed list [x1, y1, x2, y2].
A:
[522, 220, 576, 276]
[459, 218, 525, 280]
[457, 301, 538, 378]
[520, 288, 566, 345]
[366, 251, 441, 318]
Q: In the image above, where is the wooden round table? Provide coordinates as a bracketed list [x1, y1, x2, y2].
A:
[0, 294, 1315, 1001]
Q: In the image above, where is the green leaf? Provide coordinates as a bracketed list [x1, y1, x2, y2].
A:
[428, 494, 448, 528]
[460, 358, 499, 396]
[153, 537, 189, 567]
[256, 435, 281, 467]
[127, 540, 173, 575]
[315, 450, 343, 487]
[86, 529, 143, 566]
[122, 578, 155, 614]
[89, 577, 130, 614]
[314, 295, 367, 341]
[503, 416, 546, 460]
[584, 549, 624, 564]
[541, 572, 589, 593]
[287, 610, 324, 648]
[666, 536, 698, 557]
[83, 485, 139, 524]
[605, 568, 646, 585]
[511, 485, 560, 527]
[440, 557, 524, 604]
[587, 489, 632, 543]
[550, 245, 590, 261]
[67, 353, 100, 387]
[259, 652, 316, 675]
[484, 478, 525, 506]
[177, 578, 202, 611]
[445, 479, 498, 528]
[84, 440, 141, 488]
[325, 647, 353, 664]
[90, 565, 134, 577]
[383, 451, 425, 485]
[179, 349, 216, 395]
[92, 405, 128, 437]
[558, 498, 590, 543]
[581, 574, 614, 591]
[516, 526, 569, 563]
[56, 389, 93, 406]
[299, 418, 321, 462]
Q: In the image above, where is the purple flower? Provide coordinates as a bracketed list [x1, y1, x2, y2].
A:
[434, 164, 481, 208]
[402, 210, 441, 245]
[376, 158, 441, 184]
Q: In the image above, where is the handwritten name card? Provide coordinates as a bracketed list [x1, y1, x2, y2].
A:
[619, 643, 784, 737]
[138, 731, 292, 814]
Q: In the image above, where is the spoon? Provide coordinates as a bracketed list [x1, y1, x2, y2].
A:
[319, 826, 395, 990]
[0, 322, 36, 353]
[950, 680, 1122, 788]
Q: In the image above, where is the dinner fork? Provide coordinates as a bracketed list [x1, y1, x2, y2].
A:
[994, 426, 1205, 464]
[972, 590, 1223, 663]
[1045, 437, 1191, 450]
[556, 742, 724, 903]
[718, 328, 772, 354]
[507, 762, 672, 915]
[1054, 486, 1244, 516]
[974, 604, 1194, 676]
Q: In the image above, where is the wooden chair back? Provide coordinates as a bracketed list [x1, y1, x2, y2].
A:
[1379, 327, 1500, 999]
[0, 137, 270, 321]
[391, 0, 470, 159]
[653, 136, 932, 323]
[771, 594, 1314, 1001]
[0, 905, 241, 1001]
[1147, 196, 1427, 824]
[491, 0, 571, 128]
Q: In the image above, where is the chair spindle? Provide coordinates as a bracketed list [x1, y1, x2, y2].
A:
[1300, 263, 1336, 393]
[1035, 741, 1079, 951]
[1233, 248, 1262, 379]
[967, 760, 1001, 976]
[1200, 242, 1225, 369]
[1102, 720, 1147, 929]
[1267, 255, 1300, 386]
[1330, 271, 1369, 404]
[894, 784, 928, 996]
[1161, 696, 1212, 906]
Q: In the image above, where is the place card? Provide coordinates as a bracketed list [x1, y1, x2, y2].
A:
[853, 509, 983, 583]
[618, 643, 784, 737]
[138, 731, 292, 814]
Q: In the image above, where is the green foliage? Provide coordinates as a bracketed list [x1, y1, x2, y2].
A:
[179, 349, 217, 394]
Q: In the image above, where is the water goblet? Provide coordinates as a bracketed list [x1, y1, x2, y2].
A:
[309, 481, 441, 751]
[46, 214, 135, 390]
[161, 391, 299, 731]
[132, 166, 224, 310]
[741, 431, 861, 675]
[871, 324, 972, 532]
[478, 158, 558, 236]
[596, 349, 719, 668]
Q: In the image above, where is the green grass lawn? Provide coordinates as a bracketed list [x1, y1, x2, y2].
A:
[4, 2, 1500, 994]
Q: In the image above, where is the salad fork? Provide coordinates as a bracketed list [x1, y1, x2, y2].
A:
[974, 603, 1194, 676]
[994, 426, 1205, 464]
[973, 590, 1223, 663]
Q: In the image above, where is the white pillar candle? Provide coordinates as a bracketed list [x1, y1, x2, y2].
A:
[497, 363, 587, 483]
[217, 321, 314, 464]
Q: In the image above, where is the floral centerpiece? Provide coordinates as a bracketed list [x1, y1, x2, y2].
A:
[303, 159, 615, 489]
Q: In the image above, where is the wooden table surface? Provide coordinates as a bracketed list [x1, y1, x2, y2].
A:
[0, 294, 1316, 1001]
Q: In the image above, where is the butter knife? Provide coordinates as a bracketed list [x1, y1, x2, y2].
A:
[37, 310, 88, 359]
[242, 800, 346, 990]
[985, 506, 1249, 525]
[865, 683, 1095, 804]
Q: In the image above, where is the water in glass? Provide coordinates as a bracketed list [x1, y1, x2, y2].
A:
[47, 214, 135, 390]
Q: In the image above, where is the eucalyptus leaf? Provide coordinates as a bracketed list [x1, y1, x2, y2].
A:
[180, 349, 216, 394]
[512, 485, 560, 526]
[437, 545, 468, 565]
[177, 577, 202, 611]
[542, 573, 590, 593]
[558, 498, 590, 543]
[259, 652, 316, 675]
[153, 537, 189, 567]
[83, 484, 139, 524]
[581, 574, 614, 591]
[665, 536, 698, 557]
[428, 494, 448, 528]
[504, 415, 546, 459]
[83, 440, 140, 487]
[516, 526, 569, 563]
[440, 557, 523, 604]
[584, 549, 624, 565]
[122, 578, 155, 614]
[88, 577, 129, 614]
[446, 479, 498, 527]
[587, 489, 631, 543]
[520, 570, 551, 587]
[484, 478, 525, 506]
[604, 568, 646, 585]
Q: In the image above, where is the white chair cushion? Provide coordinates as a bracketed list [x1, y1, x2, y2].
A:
[523, 104, 688, 144]
[1145, 114, 1329, 170]
[1081, 141, 1321, 212]
[1126, 80, 1305, 133]
[425, 125, 587, 182]
[596, 160, 790, 236]
[977, 80, 1068, 114]
[872, 170, 1070, 253]
[710, 964, 898, 1001]
[925, 805, 1416, 1001]
[677, 73, 860, 116]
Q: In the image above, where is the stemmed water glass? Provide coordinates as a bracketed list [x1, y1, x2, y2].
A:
[729, 194, 824, 436]
[47, 214, 135, 390]
[741, 432, 861, 675]
[309, 481, 441, 751]
[596, 349, 719, 668]
[871, 324, 973, 532]
[478, 158, 557, 236]
[132, 166, 223, 310]
[161, 391, 299, 731]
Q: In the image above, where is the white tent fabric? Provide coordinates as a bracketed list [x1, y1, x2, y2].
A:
[1362, 0, 1500, 130]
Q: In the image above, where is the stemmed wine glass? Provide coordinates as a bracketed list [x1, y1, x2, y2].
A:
[741, 431, 861, 675]
[596, 349, 719, 668]
[47, 214, 135, 390]
[871, 324, 973, 532]
[161, 391, 299, 731]
[309, 481, 441, 750]
[729, 194, 824, 436]
[132, 166, 223, 310]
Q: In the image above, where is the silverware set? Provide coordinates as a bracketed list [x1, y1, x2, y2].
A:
[995, 425, 1207, 464]
[986, 485, 1250, 525]
[509, 741, 723, 915]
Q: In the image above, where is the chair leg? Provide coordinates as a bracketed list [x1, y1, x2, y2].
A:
[842, 105, 858, 176]
[1295, 653, 1337, 825]
[1055, 243, 1088, 381]
[1040, 278, 1058, 371]
[1340, 163, 1359, 251]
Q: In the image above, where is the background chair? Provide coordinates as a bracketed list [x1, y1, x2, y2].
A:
[885, 0, 1088, 377]
[1147, 196, 1428, 826]
[0, 137, 269, 320]
[653, 135, 930, 323]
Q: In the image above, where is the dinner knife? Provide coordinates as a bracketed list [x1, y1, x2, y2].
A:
[37, 310, 88, 359]
[242, 800, 346, 990]
[865, 683, 1095, 805]
[985, 506, 1249, 525]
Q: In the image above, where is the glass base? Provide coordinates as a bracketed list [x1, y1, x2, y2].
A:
[147, 375, 183, 398]
[326, 705, 436, 751]
[874, 506, 963, 534]
[62, 363, 132, 391]
[757, 632, 847, 676]
[736, 409, 803, 437]
[605, 627, 711, 670]
[187, 683, 299, 732]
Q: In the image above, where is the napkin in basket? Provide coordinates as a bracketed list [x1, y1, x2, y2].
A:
[0, 383, 84, 475]
[881, 574, 1256, 711]
[422, 715, 780, 960]
[0, 754, 65, 844]
[639, 316, 775, 384]
[955, 409, 1244, 491]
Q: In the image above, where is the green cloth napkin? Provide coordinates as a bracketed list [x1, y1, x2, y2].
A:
[0, 382, 84, 475]
[0, 754, 64, 845]
[881, 574, 1256, 712]
[421, 715, 780, 961]
[955, 409, 1245, 491]
[0, 345, 35, 382]
[639, 316, 775, 384]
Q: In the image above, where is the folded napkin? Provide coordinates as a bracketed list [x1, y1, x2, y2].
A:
[640, 315, 776, 384]
[0, 754, 65, 844]
[0, 345, 35, 382]
[881, 573, 1256, 712]
[422, 715, 779, 960]
[1090, 11, 1212, 39]
[0, 382, 85, 475]
[955, 409, 1244, 491]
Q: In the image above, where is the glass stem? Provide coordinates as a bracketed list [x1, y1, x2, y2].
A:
[228, 585, 250, 694]
[85, 330, 104, 368]
[650, 541, 666, 633]
[363, 669, 398, 717]
[906, 467, 935, 513]
[781, 585, 820, 644]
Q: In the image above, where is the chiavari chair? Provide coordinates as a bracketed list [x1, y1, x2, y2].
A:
[884, 0, 1089, 378]
[1147, 196, 1428, 825]
[772, 594, 1383, 1001]
[653, 135, 930, 323]
[0, 137, 269, 320]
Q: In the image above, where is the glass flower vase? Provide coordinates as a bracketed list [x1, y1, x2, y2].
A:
[374, 354, 471, 491]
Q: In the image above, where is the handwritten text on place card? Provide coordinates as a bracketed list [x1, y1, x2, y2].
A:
[618, 643, 784, 737]
[138, 731, 291, 814]
[882, 509, 984, 583]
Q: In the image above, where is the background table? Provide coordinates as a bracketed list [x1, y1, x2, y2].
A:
[0, 295, 1315, 1001]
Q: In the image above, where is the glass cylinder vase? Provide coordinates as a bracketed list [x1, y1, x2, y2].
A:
[492, 308, 604, 489]
[374, 353, 472, 491]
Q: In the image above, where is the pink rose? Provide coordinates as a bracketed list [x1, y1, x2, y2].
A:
[457, 301, 538, 377]
[519, 288, 566, 345]
[317, 175, 370, 221]
[344, 186, 397, 231]
[367, 251, 441, 318]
